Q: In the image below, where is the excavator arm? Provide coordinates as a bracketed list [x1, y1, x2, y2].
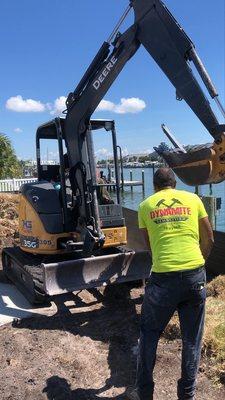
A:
[64, 0, 225, 220]
[133, 0, 225, 185]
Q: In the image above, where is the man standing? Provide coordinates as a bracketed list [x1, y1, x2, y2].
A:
[128, 168, 214, 400]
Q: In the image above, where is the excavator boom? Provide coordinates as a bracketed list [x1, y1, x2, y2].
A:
[64, 0, 224, 191]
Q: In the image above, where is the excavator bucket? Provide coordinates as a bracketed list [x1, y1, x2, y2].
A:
[157, 136, 225, 186]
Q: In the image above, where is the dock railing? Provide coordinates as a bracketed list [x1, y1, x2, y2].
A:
[0, 178, 37, 193]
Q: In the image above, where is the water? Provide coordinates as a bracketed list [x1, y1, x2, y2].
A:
[103, 168, 225, 232]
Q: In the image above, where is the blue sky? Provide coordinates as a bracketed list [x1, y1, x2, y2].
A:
[1, 0, 224, 161]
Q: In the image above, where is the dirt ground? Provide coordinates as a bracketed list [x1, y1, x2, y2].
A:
[0, 193, 225, 399]
[0, 282, 225, 400]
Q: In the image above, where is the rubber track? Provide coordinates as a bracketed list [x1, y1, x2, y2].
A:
[2, 247, 47, 303]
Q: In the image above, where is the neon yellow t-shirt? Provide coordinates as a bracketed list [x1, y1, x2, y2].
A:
[138, 189, 208, 272]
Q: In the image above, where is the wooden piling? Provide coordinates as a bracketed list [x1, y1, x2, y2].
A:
[152, 164, 155, 176]
[209, 184, 213, 196]
[142, 169, 145, 192]
[130, 170, 133, 193]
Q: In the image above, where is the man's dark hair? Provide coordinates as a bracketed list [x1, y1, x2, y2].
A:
[153, 168, 176, 189]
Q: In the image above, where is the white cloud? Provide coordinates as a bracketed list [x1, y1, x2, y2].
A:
[115, 98, 146, 114]
[142, 148, 152, 154]
[96, 97, 146, 114]
[50, 96, 146, 115]
[6, 95, 46, 112]
[95, 148, 113, 159]
[6, 94, 146, 117]
[95, 147, 129, 159]
[122, 147, 129, 156]
[14, 127, 23, 133]
[96, 100, 115, 112]
[45, 102, 53, 111]
[50, 96, 67, 115]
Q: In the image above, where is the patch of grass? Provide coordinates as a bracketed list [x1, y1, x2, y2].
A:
[204, 294, 225, 384]
[207, 275, 225, 301]
[0, 193, 19, 252]
[164, 276, 225, 385]
[164, 313, 180, 340]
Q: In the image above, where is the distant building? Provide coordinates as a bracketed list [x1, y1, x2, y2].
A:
[123, 153, 150, 162]
[22, 158, 58, 177]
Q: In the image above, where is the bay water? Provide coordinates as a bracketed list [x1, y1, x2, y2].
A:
[104, 167, 225, 232]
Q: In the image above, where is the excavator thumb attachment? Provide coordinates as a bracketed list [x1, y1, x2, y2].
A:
[155, 134, 225, 186]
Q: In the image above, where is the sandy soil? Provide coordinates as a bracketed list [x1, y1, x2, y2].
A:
[0, 284, 225, 400]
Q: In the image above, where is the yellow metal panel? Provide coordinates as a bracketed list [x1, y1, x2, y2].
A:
[19, 194, 70, 255]
[102, 226, 127, 247]
[19, 195, 127, 253]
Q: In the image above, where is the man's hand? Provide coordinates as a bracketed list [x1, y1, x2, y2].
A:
[199, 217, 214, 260]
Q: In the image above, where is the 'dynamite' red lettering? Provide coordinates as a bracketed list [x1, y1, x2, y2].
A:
[150, 207, 191, 219]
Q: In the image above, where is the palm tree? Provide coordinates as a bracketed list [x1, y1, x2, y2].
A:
[0, 133, 22, 179]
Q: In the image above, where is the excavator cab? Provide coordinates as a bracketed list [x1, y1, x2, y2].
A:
[16, 117, 127, 255]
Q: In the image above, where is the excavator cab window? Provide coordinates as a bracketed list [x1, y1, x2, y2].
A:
[35, 118, 125, 231]
[90, 119, 121, 204]
[36, 121, 63, 183]
[37, 139, 61, 183]
[88, 120, 125, 228]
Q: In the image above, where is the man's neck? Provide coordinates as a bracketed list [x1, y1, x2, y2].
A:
[155, 186, 174, 193]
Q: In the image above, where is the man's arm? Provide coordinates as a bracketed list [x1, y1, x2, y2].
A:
[140, 228, 152, 255]
[199, 217, 214, 260]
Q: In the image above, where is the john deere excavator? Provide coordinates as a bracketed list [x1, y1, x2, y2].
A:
[2, 0, 225, 303]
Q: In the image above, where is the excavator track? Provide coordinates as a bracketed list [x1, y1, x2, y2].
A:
[1, 247, 83, 304]
[2, 247, 48, 305]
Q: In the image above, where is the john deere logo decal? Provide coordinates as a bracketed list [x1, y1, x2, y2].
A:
[150, 198, 191, 224]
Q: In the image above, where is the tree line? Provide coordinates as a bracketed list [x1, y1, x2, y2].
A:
[0, 133, 22, 179]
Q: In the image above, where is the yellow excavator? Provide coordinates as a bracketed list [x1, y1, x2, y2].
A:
[2, 0, 225, 303]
